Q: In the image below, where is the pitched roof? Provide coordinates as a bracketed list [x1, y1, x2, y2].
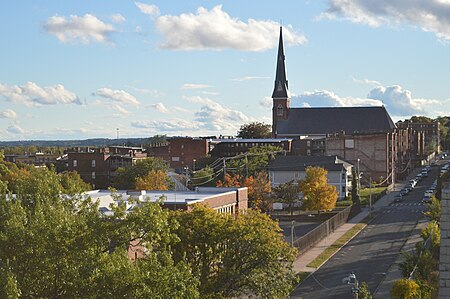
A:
[268, 155, 353, 172]
[277, 106, 396, 135]
[272, 27, 289, 99]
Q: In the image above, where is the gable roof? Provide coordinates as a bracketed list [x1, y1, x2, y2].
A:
[276, 106, 396, 136]
[268, 155, 353, 172]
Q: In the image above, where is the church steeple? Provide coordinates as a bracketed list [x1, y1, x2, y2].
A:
[272, 26, 290, 138]
[272, 26, 289, 99]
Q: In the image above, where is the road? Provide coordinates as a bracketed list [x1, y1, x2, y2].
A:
[291, 163, 442, 299]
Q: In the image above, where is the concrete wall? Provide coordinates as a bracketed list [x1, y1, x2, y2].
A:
[440, 185, 450, 298]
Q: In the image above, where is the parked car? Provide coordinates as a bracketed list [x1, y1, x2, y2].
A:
[423, 194, 432, 203]
[394, 194, 403, 202]
[421, 171, 428, 177]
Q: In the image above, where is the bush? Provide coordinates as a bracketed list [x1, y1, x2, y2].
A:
[391, 279, 420, 299]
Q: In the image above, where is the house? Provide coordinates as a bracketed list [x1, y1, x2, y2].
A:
[271, 26, 397, 184]
[268, 155, 353, 199]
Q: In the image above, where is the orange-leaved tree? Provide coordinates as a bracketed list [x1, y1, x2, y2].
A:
[244, 172, 272, 211]
[216, 173, 242, 188]
[299, 166, 338, 214]
[135, 170, 170, 190]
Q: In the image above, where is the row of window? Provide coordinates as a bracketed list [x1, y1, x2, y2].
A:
[215, 204, 235, 214]
[73, 159, 96, 168]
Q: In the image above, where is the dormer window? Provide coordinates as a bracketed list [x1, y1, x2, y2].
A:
[277, 104, 284, 116]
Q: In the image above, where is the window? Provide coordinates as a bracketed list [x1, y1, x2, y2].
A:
[277, 104, 284, 116]
[91, 159, 96, 168]
[73, 160, 77, 167]
[91, 172, 96, 179]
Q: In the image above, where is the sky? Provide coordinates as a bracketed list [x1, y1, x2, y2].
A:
[1, 0, 450, 141]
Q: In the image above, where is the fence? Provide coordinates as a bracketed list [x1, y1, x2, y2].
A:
[293, 205, 352, 256]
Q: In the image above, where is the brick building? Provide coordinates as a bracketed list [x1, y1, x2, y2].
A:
[147, 137, 209, 172]
[67, 146, 147, 189]
[208, 138, 292, 158]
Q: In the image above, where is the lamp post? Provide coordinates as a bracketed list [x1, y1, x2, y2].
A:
[357, 159, 361, 205]
[193, 159, 196, 172]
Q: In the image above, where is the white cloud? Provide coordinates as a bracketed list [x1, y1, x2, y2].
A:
[367, 85, 439, 115]
[321, 0, 450, 40]
[0, 109, 17, 119]
[150, 102, 169, 113]
[232, 76, 270, 82]
[259, 96, 272, 108]
[181, 83, 212, 90]
[154, 5, 307, 51]
[127, 85, 165, 98]
[173, 106, 191, 113]
[131, 119, 198, 132]
[0, 82, 81, 106]
[95, 88, 140, 106]
[7, 124, 24, 135]
[351, 77, 382, 87]
[186, 95, 251, 131]
[294, 90, 383, 108]
[43, 14, 115, 44]
[111, 104, 131, 115]
[110, 13, 126, 23]
[135, 2, 160, 19]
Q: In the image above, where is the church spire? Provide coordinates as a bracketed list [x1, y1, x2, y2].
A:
[272, 26, 289, 99]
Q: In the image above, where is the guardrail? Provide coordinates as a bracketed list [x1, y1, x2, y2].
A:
[293, 205, 352, 256]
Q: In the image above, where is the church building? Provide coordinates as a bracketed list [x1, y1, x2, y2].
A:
[271, 27, 399, 184]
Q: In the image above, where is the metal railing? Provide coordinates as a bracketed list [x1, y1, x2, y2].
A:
[293, 205, 352, 256]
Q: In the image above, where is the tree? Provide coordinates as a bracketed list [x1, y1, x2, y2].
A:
[299, 167, 338, 213]
[244, 171, 272, 212]
[113, 157, 169, 189]
[237, 121, 272, 139]
[191, 166, 215, 187]
[172, 205, 296, 298]
[358, 282, 373, 299]
[391, 279, 420, 299]
[273, 180, 299, 215]
[59, 170, 91, 194]
[135, 169, 171, 190]
[423, 196, 441, 222]
[217, 173, 242, 188]
[0, 163, 198, 298]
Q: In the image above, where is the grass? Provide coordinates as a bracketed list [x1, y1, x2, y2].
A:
[306, 223, 366, 268]
[359, 187, 386, 206]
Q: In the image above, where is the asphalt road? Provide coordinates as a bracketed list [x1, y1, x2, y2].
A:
[291, 162, 442, 299]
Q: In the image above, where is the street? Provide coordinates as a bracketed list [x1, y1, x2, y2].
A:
[291, 163, 440, 298]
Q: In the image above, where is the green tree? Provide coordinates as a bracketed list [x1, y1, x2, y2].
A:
[237, 121, 272, 139]
[114, 157, 169, 189]
[135, 169, 171, 190]
[299, 167, 338, 213]
[172, 205, 296, 298]
[59, 170, 91, 194]
[0, 164, 198, 298]
[274, 180, 299, 215]
[191, 166, 215, 187]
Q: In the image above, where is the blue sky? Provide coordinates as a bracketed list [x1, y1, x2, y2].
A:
[0, 0, 449, 140]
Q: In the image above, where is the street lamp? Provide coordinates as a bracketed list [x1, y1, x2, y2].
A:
[193, 159, 196, 172]
[357, 159, 361, 204]
[343, 272, 359, 299]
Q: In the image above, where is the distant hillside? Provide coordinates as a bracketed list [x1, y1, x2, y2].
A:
[0, 138, 151, 148]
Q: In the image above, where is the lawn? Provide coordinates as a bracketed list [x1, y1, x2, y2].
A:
[359, 187, 386, 206]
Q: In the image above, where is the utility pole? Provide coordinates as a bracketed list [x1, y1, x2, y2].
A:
[357, 158, 361, 204]
[369, 177, 372, 217]
[291, 220, 295, 247]
[245, 154, 249, 177]
[223, 158, 227, 180]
